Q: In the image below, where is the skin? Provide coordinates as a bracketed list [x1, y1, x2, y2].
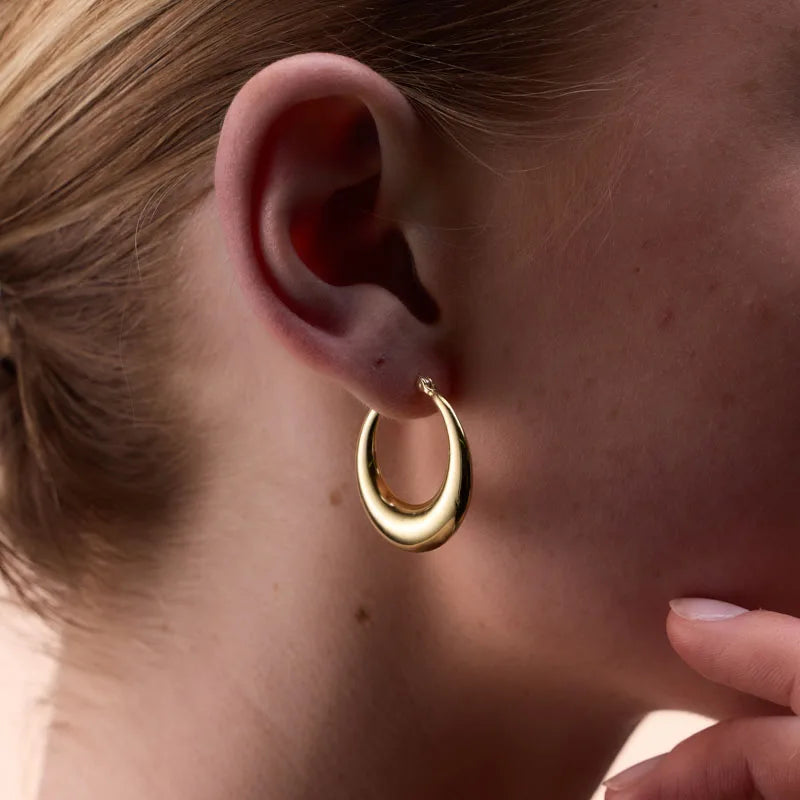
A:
[605, 602, 800, 799]
[37, 2, 800, 798]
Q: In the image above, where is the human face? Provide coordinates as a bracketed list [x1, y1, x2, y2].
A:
[452, 0, 800, 713]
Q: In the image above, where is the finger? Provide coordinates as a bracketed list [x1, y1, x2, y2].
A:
[603, 716, 800, 800]
[667, 598, 800, 713]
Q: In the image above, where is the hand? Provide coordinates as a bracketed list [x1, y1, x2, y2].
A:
[603, 598, 800, 800]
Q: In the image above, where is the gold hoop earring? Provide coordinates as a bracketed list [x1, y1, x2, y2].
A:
[356, 376, 472, 552]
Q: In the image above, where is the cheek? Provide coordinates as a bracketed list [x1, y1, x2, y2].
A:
[555, 129, 800, 609]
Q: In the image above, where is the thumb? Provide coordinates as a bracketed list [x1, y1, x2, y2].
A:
[666, 598, 800, 714]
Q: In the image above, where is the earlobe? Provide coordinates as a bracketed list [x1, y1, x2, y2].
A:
[214, 52, 453, 418]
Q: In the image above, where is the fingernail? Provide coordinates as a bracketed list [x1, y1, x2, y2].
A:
[669, 597, 749, 621]
[603, 754, 665, 791]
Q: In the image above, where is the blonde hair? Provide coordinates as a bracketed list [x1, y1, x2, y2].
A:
[0, 0, 636, 620]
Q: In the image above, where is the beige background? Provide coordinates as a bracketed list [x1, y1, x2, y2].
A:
[0, 604, 712, 800]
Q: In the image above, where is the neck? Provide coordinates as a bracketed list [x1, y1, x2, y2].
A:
[38, 359, 643, 800]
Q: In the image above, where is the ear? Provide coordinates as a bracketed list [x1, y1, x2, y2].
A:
[214, 52, 456, 418]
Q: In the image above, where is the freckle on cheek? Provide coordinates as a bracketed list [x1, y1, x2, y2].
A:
[658, 308, 675, 329]
[756, 303, 774, 326]
[738, 78, 761, 98]
[721, 392, 737, 410]
[745, 297, 775, 327]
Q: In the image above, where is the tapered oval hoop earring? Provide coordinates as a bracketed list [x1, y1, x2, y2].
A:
[356, 376, 472, 552]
